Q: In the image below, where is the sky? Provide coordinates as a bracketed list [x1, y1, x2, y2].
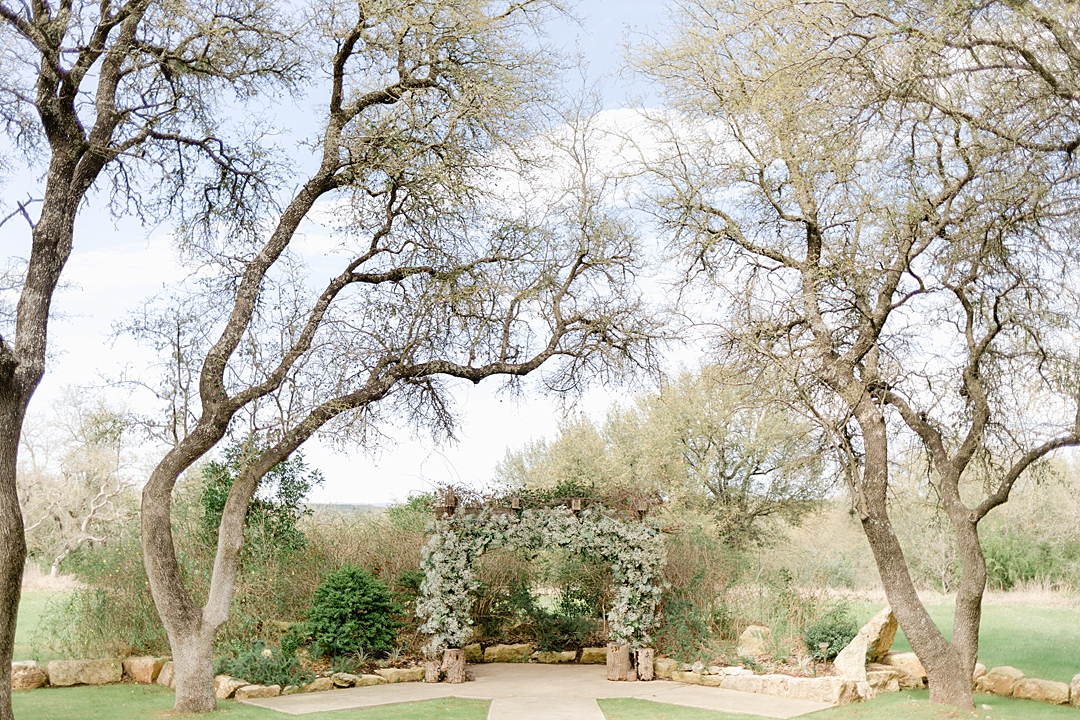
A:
[2, 0, 677, 505]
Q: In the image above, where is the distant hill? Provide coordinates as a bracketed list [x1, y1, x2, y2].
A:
[306, 503, 388, 516]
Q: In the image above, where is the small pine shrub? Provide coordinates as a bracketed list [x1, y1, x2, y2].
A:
[305, 565, 399, 658]
[213, 640, 314, 687]
[801, 606, 857, 660]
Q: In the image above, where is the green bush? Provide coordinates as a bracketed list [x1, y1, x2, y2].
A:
[981, 530, 1066, 591]
[305, 565, 400, 657]
[801, 606, 857, 660]
[213, 640, 314, 687]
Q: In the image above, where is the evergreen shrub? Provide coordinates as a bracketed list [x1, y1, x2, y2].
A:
[306, 564, 400, 657]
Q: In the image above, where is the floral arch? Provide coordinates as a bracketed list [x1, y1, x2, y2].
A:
[416, 504, 667, 655]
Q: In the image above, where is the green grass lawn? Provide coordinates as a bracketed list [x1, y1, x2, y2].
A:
[12, 685, 490, 719]
[856, 603, 1080, 683]
[14, 591, 60, 662]
[12, 684, 1080, 720]
[602, 692, 1080, 720]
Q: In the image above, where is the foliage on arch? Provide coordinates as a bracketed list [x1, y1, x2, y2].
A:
[417, 506, 666, 655]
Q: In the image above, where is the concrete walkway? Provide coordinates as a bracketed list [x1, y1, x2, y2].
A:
[239, 664, 832, 719]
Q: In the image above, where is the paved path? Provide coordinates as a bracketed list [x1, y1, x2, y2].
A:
[240, 664, 832, 719]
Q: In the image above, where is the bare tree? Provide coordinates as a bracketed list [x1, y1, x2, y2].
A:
[636, 0, 1080, 707]
[0, 0, 293, 714]
[122, 11, 659, 710]
[18, 389, 137, 576]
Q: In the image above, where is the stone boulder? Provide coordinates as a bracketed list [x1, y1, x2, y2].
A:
[736, 625, 771, 657]
[11, 661, 47, 690]
[880, 652, 926, 689]
[156, 661, 175, 688]
[699, 673, 723, 687]
[215, 675, 248, 699]
[1012, 678, 1069, 705]
[534, 650, 576, 663]
[464, 643, 483, 663]
[860, 607, 898, 663]
[235, 684, 281, 699]
[975, 666, 1025, 696]
[1071, 674, 1080, 708]
[331, 672, 359, 687]
[671, 670, 702, 685]
[282, 685, 301, 695]
[866, 667, 901, 694]
[579, 647, 607, 664]
[374, 666, 424, 683]
[785, 676, 860, 705]
[653, 658, 678, 679]
[357, 674, 388, 687]
[123, 656, 165, 684]
[483, 644, 531, 663]
[973, 663, 987, 682]
[302, 677, 333, 693]
[720, 675, 764, 695]
[46, 659, 122, 687]
[833, 633, 868, 682]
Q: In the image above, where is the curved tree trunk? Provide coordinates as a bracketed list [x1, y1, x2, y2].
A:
[853, 401, 973, 708]
[0, 398, 27, 720]
[171, 626, 219, 712]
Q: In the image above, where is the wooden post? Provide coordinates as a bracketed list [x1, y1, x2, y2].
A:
[606, 643, 630, 681]
[635, 648, 655, 681]
[443, 648, 466, 684]
[423, 659, 442, 683]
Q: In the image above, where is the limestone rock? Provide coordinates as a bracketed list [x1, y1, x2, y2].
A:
[281, 685, 301, 695]
[855, 680, 874, 701]
[357, 674, 388, 687]
[761, 674, 789, 697]
[1071, 673, 1080, 708]
[156, 661, 175, 688]
[736, 625, 771, 657]
[214, 675, 248, 699]
[880, 652, 926, 689]
[235, 684, 281, 699]
[464, 643, 482, 663]
[973, 663, 987, 682]
[720, 675, 764, 695]
[11, 661, 47, 690]
[671, 670, 702, 685]
[483, 644, 532, 663]
[535, 650, 576, 664]
[122, 656, 163, 684]
[833, 632, 868, 682]
[374, 666, 424, 683]
[867, 668, 901, 693]
[302, 677, 333, 692]
[785, 676, 860, 705]
[46, 659, 122, 687]
[653, 658, 678, 679]
[579, 647, 607, 664]
[1012, 678, 1069, 705]
[860, 607, 898, 663]
[725, 666, 753, 676]
[976, 666, 1025, 696]
[700, 673, 723, 687]
[331, 672, 359, 687]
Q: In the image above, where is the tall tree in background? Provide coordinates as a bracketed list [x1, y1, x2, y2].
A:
[637, 0, 1080, 707]
[126, 5, 658, 709]
[497, 365, 826, 546]
[0, 1, 292, 715]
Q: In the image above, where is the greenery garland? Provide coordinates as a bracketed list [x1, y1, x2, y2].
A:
[417, 506, 666, 655]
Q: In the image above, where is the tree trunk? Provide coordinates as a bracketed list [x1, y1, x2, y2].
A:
[443, 648, 466, 684]
[950, 517, 986, 682]
[606, 643, 630, 681]
[424, 660, 442, 683]
[0, 398, 27, 720]
[635, 648, 654, 681]
[170, 627, 218, 712]
[853, 402, 973, 708]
